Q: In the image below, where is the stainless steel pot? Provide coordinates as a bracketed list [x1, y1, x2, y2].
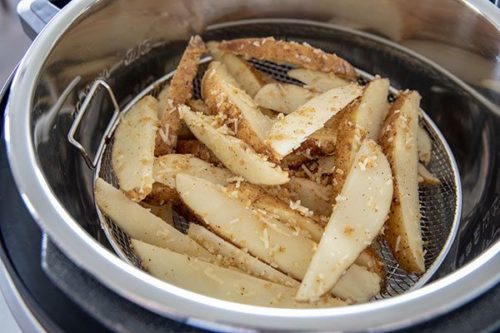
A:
[5, 0, 500, 331]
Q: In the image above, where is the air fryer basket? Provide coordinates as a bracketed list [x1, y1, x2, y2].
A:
[91, 23, 461, 300]
[6, 0, 500, 331]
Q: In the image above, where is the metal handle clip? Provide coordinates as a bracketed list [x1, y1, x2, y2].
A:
[67, 79, 120, 169]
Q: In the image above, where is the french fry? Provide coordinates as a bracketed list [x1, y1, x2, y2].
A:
[379, 91, 425, 274]
[154, 154, 232, 188]
[266, 84, 362, 159]
[176, 174, 379, 303]
[331, 78, 390, 199]
[180, 106, 289, 185]
[226, 182, 324, 242]
[355, 247, 386, 285]
[202, 61, 276, 158]
[94, 178, 212, 260]
[297, 140, 393, 301]
[156, 36, 206, 155]
[288, 68, 350, 92]
[188, 223, 298, 287]
[111, 95, 159, 201]
[217, 37, 357, 80]
[132, 239, 345, 308]
[254, 83, 317, 114]
[176, 173, 314, 279]
[208, 42, 269, 97]
[331, 264, 381, 304]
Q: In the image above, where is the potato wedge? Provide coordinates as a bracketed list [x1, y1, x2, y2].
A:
[418, 126, 432, 165]
[254, 83, 317, 114]
[187, 99, 211, 115]
[176, 174, 314, 279]
[418, 162, 440, 186]
[111, 95, 159, 201]
[379, 91, 425, 274]
[175, 139, 221, 166]
[139, 202, 173, 225]
[266, 83, 362, 158]
[226, 182, 324, 242]
[177, 174, 379, 302]
[331, 78, 390, 199]
[208, 43, 268, 97]
[180, 106, 289, 185]
[287, 177, 332, 217]
[288, 68, 350, 92]
[156, 36, 206, 155]
[202, 61, 276, 158]
[132, 240, 344, 308]
[188, 223, 298, 287]
[217, 37, 357, 80]
[154, 154, 232, 188]
[94, 178, 212, 260]
[331, 264, 381, 304]
[143, 182, 179, 205]
[297, 140, 393, 301]
[355, 247, 386, 284]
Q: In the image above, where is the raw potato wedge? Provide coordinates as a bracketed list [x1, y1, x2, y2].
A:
[94, 178, 212, 260]
[287, 177, 332, 217]
[418, 163, 440, 186]
[297, 140, 393, 301]
[208, 42, 268, 97]
[139, 202, 174, 225]
[288, 68, 350, 92]
[176, 174, 315, 280]
[267, 83, 362, 158]
[254, 83, 317, 114]
[156, 36, 206, 155]
[202, 61, 276, 158]
[331, 78, 390, 199]
[132, 240, 345, 308]
[180, 106, 289, 185]
[418, 126, 432, 165]
[217, 37, 357, 80]
[154, 154, 232, 188]
[188, 223, 298, 287]
[379, 91, 425, 274]
[112, 95, 160, 201]
[177, 174, 379, 302]
[226, 182, 324, 242]
[175, 139, 222, 166]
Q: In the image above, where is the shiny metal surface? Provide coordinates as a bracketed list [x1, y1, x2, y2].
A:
[5, 0, 500, 331]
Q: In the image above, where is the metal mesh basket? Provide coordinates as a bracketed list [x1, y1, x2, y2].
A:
[94, 32, 460, 302]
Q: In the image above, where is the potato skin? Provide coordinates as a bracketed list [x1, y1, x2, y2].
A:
[379, 91, 425, 275]
[330, 99, 365, 200]
[155, 36, 206, 156]
[218, 37, 357, 80]
[175, 139, 222, 166]
[202, 62, 277, 161]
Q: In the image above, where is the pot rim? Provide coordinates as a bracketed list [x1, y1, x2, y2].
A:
[5, 0, 500, 331]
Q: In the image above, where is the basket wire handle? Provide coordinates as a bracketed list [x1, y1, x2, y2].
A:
[67, 79, 120, 169]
